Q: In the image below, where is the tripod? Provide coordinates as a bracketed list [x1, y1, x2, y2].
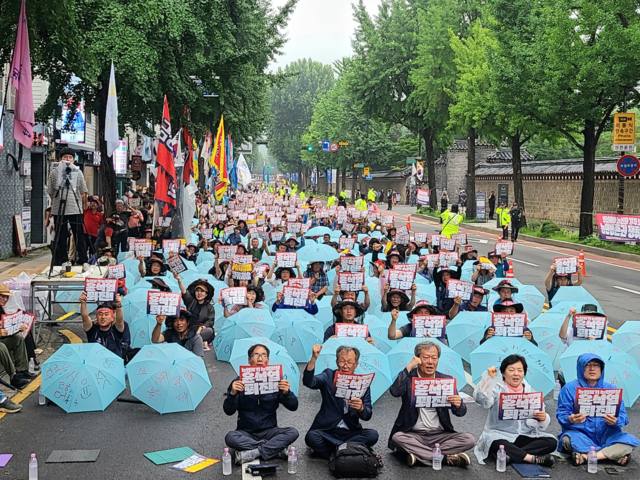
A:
[47, 166, 85, 278]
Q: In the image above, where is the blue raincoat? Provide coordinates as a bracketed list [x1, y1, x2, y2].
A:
[557, 353, 639, 453]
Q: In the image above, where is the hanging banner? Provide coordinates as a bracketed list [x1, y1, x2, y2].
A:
[595, 213, 640, 243]
[416, 189, 430, 206]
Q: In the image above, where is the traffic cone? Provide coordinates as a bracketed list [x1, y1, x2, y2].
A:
[505, 259, 515, 278]
[406, 214, 412, 231]
[578, 249, 589, 277]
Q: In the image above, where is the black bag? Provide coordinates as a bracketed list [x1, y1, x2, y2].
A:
[328, 442, 383, 478]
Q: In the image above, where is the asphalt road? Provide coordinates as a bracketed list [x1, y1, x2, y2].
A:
[3, 209, 640, 479]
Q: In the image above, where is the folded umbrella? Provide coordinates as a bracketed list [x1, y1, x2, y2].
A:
[387, 337, 467, 389]
[41, 343, 125, 413]
[126, 343, 212, 414]
[446, 311, 491, 363]
[559, 340, 612, 383]
[229, 336, 300, 395]
[213, 309, 276, 362]
[470, 337, 555, 395]
[271, 310, 324, 362]
[315, 337, 392, 403]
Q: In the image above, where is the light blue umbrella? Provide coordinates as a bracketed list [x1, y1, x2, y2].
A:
[271, 310, 324, 362]
[197, 260, 214, 274]
[56, 290, 95, 315]
[446, 311, 491, 362]
[415, 282, 437, 305]
[482, 278, 525, 290]
[551, 286, 599, 307]
[470, 337, 555, 395]
[559, 340, 612, 383]
[528, 313, 567, 370]
[126, 343, 212, 414]
[460, 260, 476, 282]
[368, 324, 399, 354]
[605, 351, 640, 407]
[315, 297, 336, 329]
[487, 286, 545, 319]
[41, 344, 125, 413]
[230, 337, 300, 395]
[612, 322, 640, 366]
[297, 244, 340, 263]
[196, 251, 215, 265]
[305, 226, 332, 238]
[386, 337, 467, 389]
[214, 309, 276, 361]
[129, 314, 162, 349]
[547, 300, 604, 317]
[315, 337, 392, 403]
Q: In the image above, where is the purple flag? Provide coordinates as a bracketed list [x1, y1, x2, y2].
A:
[10, 0, 34, 148]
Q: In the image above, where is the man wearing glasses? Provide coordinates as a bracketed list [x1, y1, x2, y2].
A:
[303, 344, 379, 458]
[223, 344, 299, 465]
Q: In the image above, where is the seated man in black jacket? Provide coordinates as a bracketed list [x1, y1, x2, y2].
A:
[223, 343, 299, 465]
[303, 344, 379, 459]
[389, 341, 475, 468]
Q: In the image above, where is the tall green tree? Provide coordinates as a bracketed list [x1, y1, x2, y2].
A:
[268, 58, 335, 183]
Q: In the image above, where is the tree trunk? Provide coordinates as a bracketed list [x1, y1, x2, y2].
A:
[326, 167, 332, 194]
[95, 69, 116, 216]
[422, 128, 437, 210]
[465, 127, 477, 219]
[351, 164, 357, 201]
[579, 120, 597, 239]
[510, 133, 526, 226]
[341, 168, 346, 194]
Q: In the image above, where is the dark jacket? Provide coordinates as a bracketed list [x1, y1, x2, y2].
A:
[223, 376, 298, 433]
[303, 367, 373, 431]
[388, 368, 467, 449]
[181, 290, 215, 328]
[163, 327, 204, 357]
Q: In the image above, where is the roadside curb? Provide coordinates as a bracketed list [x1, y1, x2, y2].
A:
[412, 213, 640, 263]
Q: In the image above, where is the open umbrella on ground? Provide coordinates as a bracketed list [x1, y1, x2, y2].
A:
[605, 351, 640, 407]
[271, 310, 324, 362]
[446, 311, 491, 362]
[470, 337, 555, 395]
[297, 244, 340, 263]
[559, 340, 612, 383]
[41, 343, 125, 413]
[229, 337, 300, 395]
[213, 309, 276, 362]
[315, 337, 392, 403]
[305, 226, 332, 238]
[126, 343, 211, 414]
[612, 322, 640, 366]
[386, 337, 467, 389]
[528, 313, 567, 370]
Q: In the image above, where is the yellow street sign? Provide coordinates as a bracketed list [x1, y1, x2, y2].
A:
[613, 112, 636, 152]
[363, 166, 370, 176]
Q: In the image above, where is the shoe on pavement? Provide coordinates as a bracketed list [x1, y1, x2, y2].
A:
[534, 455, 555, 468]
[445, 453, 471, 468]
[16, 370, 37, 380]
[406, 452, 417, 467]
[0, 398, 22, 413]
[10, 375, 29, 390]
[234, 448, 260, 465]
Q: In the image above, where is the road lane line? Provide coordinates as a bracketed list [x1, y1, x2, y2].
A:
[612, 286, 640, 295]
[511, 258, 539, 267]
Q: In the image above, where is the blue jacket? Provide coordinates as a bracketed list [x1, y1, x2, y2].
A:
[223, 376, 298, 433]
[303, 367, 373, 431]
[557, 353, 639, 452]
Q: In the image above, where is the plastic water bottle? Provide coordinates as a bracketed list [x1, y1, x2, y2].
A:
[28, 453, 38, 480]
[288, 446, 298, 474]
[553, 378, 561, 400]
[432, 443, 443, 471]
[587, 446, 598, 474]
[38, 389, 46, 406]
[496, 445, 507, 472]
[222, 448, 232, 476]
[28, 358, 36, 375]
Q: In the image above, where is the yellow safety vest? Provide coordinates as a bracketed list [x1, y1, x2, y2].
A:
[440, 210, 463, 238]
[327, 195, 337, 207]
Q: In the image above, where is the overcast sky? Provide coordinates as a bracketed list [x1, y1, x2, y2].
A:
[269, 0, 382, 71]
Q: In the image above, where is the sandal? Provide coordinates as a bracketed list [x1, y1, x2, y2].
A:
[617, 454, 630, 466]
[572, 452, 586, 466]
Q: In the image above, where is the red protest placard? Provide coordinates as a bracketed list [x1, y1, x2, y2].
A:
[107, 263, 126, 279]
[429, 234, 440, 247]
[0, 311, 35, 337]
[492, 312, 528, 337]
[84, 278, 118, 303]
[439, 237, 457, 251]
[282, 286, 309, 307]
[573, 314, 607, 340]
[447, 279, 474, 300]
[335, 323, 369, 338]
[240, 365, 283, 396]
[438, 251, 459, 267]
[340, 255, 364, 273]
[498, 392, 543, 420]
[395, 226, 410, 245]
[167, 254, 187, 275]
[595, 213, 640, 243]
[412, 315, 447, 339]
[388, 270, 415, 290]
[338, 272, 365, 292]
[414, 232, 428, 244]
[393, 263, 417, 273]
[554, 256, 578, 275]
[276, 252, 297, 268]
[146, 291, 181, 316]
[217, 245, 238, 262]
[286, 278, 311, 289]
[133, 239, 153, 258]
[334, 372, 375, 399]
[162, 239, 181, 254]
[220, 287, 247, 307]
[339, 237, 355, 251]
[576, 388, 623, 417]
[425, 254, 440, 269]
[412, 378, 456, 408]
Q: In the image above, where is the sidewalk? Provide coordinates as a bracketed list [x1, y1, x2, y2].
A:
[0, 248, 52, 282]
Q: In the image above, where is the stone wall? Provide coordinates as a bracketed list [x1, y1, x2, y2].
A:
[476, 175, 640, 228]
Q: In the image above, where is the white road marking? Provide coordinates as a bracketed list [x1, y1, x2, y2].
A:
[612, 286, 640, 296]
[510, 258, 539, 267]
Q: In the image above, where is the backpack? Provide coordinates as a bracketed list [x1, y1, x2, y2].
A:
[328, 442, 383, 478]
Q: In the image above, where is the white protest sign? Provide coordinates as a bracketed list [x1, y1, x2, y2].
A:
[84, 278, 118, 303]
[220, 287, 247, 307]
[447, 279, 474, 300]
[334, 372, 375, 400]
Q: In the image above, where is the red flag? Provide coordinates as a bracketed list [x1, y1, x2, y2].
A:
[10, 0, 34, 148]
[155, 96, 177, 215]
[182, 127, 193, 185]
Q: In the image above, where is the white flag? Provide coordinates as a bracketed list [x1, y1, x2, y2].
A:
[237, 153, 252, 187]
[105, 62, 119, 157]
